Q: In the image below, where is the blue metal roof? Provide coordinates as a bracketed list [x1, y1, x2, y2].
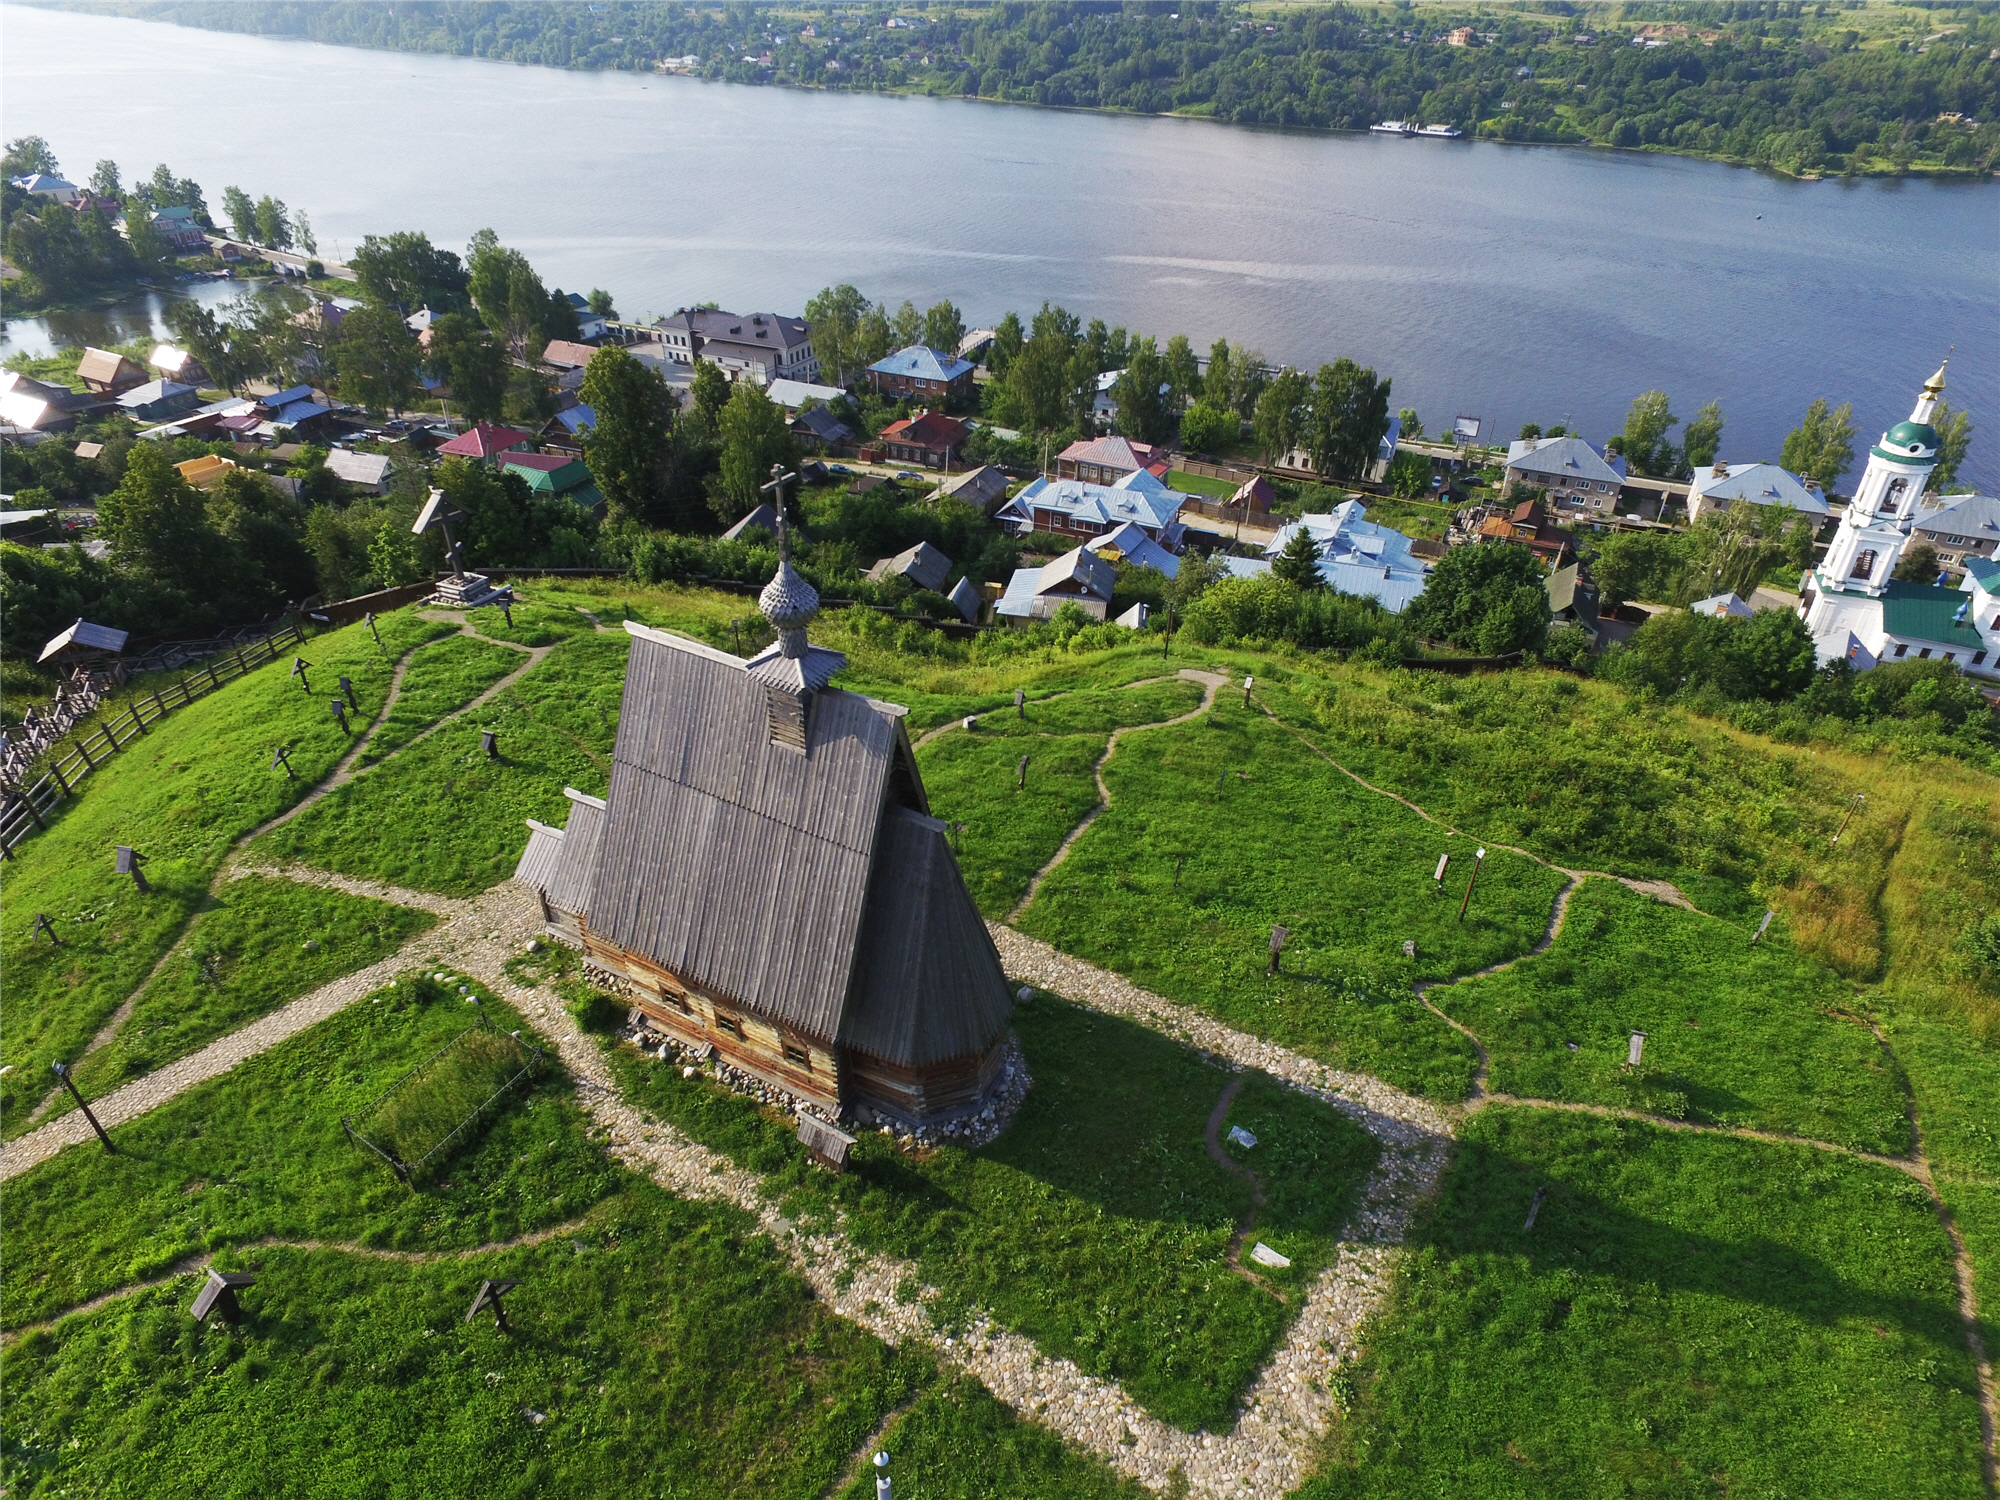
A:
[867, 345, 974, 383]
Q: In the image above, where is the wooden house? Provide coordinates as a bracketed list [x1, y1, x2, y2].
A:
[76, 347, 146, 397]
[515, 527, 1015, 1127]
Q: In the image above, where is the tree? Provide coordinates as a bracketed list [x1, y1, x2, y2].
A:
[1780, 397, 1857, 492]
[1681, 398, 1724, 471]
[294, 212, 317, 258]
[891, 300, 923, 350]
[425, 312, 508, 423]
[1270, 525, 1326, 589]
[715, 381, 796, 523]
[687, 359, 732, 440]
[220, 185, 257, 241]
[1397, 407, 1426, 442]
[1928, 402, 1972, 493]
[1253, 367, 1311, 462]
[96, 444, 240, 607]
[580, 345, 678, 528]
[803, 284, 868, 384]
[1518, 422, 1543, 441]
[207, 469, 314, 607]
[332, 303, 422, 412]
[992, 302, 1081, 434]
[1589, 529, 1684, 609]
[165, 300, 249, 393]
[922, 299, 964, 356]
[253, 196, 292, 250]
[1179, 402, 1237, 454]
[88, 159, 121, 197]
[1613, 390, 1679, 477]
[1403, 541, 1551, 655]
[146, 164, 207, 221]
[1308, 358, 1392, 482]
[1892, 542, 1941, 584]
[368, 518, 425, 587]
[1163, 334, 1199, 415]
[468, 239, 563, 358]
[1205, 340, 1235, 411]
[987, 311, 1023, 379]
[852, 301, 894, 373]
[352, 231, 469, 314]
[124, 208, 171, 271]
[3, 136, 58, 177]
[1112, 337, 1173, 445]
[588, 288, 616, 318]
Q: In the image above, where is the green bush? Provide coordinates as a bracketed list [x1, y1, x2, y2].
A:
[567, 987, 622, 1035]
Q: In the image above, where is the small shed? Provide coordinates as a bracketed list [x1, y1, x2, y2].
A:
[175, 454, 238, 489]
[118, 380, 201, 421]
[939, 465, 1011, 514]
[866, 541, 954, 593]
[38, 618, 129, 668]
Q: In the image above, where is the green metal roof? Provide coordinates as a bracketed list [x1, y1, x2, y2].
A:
[1878, 579, 1980, 648]
[1878, 420, 1938, 454]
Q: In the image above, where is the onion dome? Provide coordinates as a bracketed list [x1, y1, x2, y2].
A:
[758, 502, 818, 657]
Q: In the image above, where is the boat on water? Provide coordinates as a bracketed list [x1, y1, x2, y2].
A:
[1370, 120, 1415, 135]
[1415, 123, 1464, 138]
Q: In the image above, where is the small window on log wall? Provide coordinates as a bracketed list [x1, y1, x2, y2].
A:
[715, 1016, 743, 1039]
[782, 1042, 811, 1069]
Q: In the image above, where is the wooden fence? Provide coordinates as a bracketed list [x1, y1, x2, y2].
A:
[0, 621, 306, 859]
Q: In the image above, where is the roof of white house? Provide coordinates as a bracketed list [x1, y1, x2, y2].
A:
[325, 449, 393, 486]
[998, 474, 1185, 538]
[868, 345, 974, 383]
[1505, 434, 1627, 487]
[1688, 461, 1829, 517]
[766, 378, 848, 410]
[1915, 493, 2000, 541]
[12, 173, 77, 195]
[1690, 592, 1755, 618]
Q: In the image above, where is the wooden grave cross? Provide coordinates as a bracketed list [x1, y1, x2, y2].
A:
[1751, 910, 1774, 946]
[1523, 1186, 1548, 1231]
[33, 912, 60, 946]
[338, 675, 357, 709]
[1267, 924, 1289, 976]
[190, 1269, 255, 1326]
[271, 745, 295, 780]
[114, 845, 150, 893]
[330, 697, 350, 733]
[481, 730, 499, 760]
[290, 657, 313, 694]
[1014, 688, 1025, 719]
[466, 1278, 521, 1334]
[364, 611, 382, 648]
[1016, 754, 1029, 789]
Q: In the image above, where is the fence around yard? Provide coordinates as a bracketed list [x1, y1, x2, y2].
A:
[0, 620, 306, 859]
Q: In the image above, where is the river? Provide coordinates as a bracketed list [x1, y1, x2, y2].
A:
[3, 3, 1995, 489]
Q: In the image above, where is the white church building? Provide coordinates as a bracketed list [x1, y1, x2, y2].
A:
[1798, 364, 1996, 679]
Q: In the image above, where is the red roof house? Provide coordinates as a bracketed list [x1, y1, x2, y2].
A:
[438, 421, 533, 461]
[876, 410, 971, 469]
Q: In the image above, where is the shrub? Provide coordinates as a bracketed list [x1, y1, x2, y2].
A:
[1178, 401, 1239, 454]
[1401, 540, 1551, 655]
[567, 987, 622, 1035]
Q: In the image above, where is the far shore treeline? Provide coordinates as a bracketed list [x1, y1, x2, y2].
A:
[50, 0, 2000, 178]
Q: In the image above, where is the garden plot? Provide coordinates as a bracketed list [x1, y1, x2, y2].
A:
[61, 875, 435, 1103]
[1018, 695, 1566, 1099]
[1440, 878, 1911, 1153]
[0, 612, 451, 1138]
[352, 632, 528, 767]
[916, 677, 1208, 917]
[1308, 1107, 1986, 1500]
[254, 632, 628, 897]
[604, 992, 1381, 1433]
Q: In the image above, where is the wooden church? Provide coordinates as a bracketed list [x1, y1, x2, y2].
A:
[515, 513, 1015, 1126]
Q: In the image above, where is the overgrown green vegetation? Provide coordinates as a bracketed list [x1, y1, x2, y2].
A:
[254, 631, 625, 895]
[914, 677, 1206, 915]
[0, 974, 612, 1330]
[109, 2, 2000, 179]
[1308, 1108, 1987, 1500]
[1016, 692, 1564, 1098]
[350, 1022, 537, 1178]
[352, 630, 527, 767]
[64, 874, 435, 1103]
[1440, 878, 1908, 1153]
[605, 994, 1380, 1432]
[0, 611, 450, 1137]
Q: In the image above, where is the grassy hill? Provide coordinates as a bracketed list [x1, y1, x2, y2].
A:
[3, 578, 1995, 1497]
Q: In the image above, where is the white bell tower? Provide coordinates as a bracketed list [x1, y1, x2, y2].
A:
[1814, 363, 1945, 599]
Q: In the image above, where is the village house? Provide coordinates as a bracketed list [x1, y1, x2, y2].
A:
[996, 468, 1187, 546]
[656, 308, 818, 384]
[1912, 494, 2000, 572]
[0, 371, 96, 436]
[148, 344, 208, 387]
[1685, 460, 1829, 526]
[1055, 434, 1167, 485]
[513, 527, 1015, 1128]
[790, 403, 856, 455]
[540, 404, 595, 455]
[10, 172, 79, 203]
[1262, 501, 1435, 612]
[996, 546, 1118, 623]
[1469, 498, 1577, 568]
[866, 345, 976, 405]
[937, 464, 1012, 514]
[722, 503, 779, 541]
[866, 540, 954, 592]
[1502, 433, 1627, 513]
[117, 379, 201, 422]
[1090, 520, 1180, 578]
[438, 420, 534, 463]
[767, 377, 849, 411]
[1690, 592, 1755, 619]
[876, 410, 970, 469]
[173, 454, 238, 489]
[76, 347, 147, 397]
[325, 448, 395, 493]
[560, 291, 608, 342]
[501, 451, 601, 509]
[539, 340, 602, 373]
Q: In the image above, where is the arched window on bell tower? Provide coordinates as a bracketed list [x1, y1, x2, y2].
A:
[1849, 549, 1877, 580]
[1883, 478, 1907, 514]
